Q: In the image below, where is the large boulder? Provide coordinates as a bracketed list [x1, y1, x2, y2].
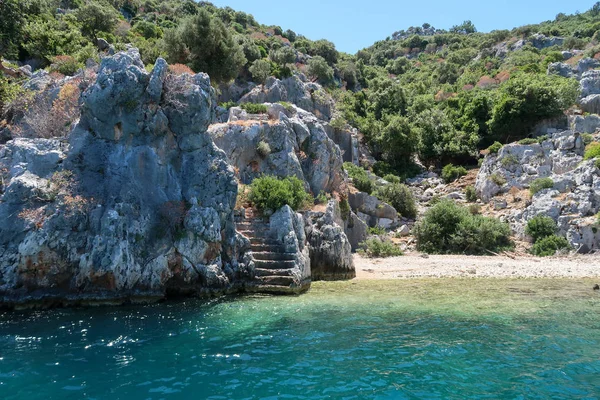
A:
[305, 200, 354, 280]
[0, 50, 250, 308]
[348, 190, 399, 229]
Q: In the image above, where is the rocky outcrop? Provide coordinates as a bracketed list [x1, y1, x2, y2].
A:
[0, 50, 251, 308]
[220, 75, 335, 121]
[305, 200, 354, 280]
[476, 130, 585, 202]
[571, 114, 600, 133]
[475, 129, 600, 252]
[348, 191, 400, 229]
[208, 105, 344, 196]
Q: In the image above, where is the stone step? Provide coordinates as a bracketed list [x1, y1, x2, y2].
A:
[237, 222, 270, 230]
[254, 275, 296, 287]
[252, 252, 296, 261]
[255, 268, 296, 277]
[238, 229, 272, 238]
[250, 238, 281, 246]
[250, 243, 288, 253]
[254, 259, 297, 270]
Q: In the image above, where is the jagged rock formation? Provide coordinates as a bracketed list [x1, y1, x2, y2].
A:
[209, 104, 343, 196]
[0, 49, 360, 307]
[0, 49, 253, 308]
[548, 57, 600, 114]
[475, 129, 600, 252]
[219, 75, 335, 121]
[348, 190, 400, 229]
[305, 200, 354, 280]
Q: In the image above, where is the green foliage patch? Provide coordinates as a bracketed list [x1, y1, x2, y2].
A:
[358, 238, 403, 258]
[248, 175, 311, 212]
[529, 177, 554, 195]
[415, 199, 513, 255]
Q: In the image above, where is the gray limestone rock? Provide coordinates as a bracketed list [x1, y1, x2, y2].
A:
[305, 200, 354, 280]
[0, 50, 247, 308]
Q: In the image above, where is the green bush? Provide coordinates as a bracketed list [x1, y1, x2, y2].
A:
[249, 59, 271, 84]
[383, 174, 401, 184]
[358, 238, 403, 258]
[219, 101, 237, 110]
[487, 141, 503, 154]
[531, 235, 570, 257]
[596, 159, 600, 169]
[525, 215, 557, 242]
[529, 177, 554, 195]
[374, 183, 418, 219]
[415, 199, 513, 255]
[241, 103, 268, 114]
[581, 134, 594, 146]
[248, 175, 311, 211]
[163, 9, 246, 83]
[441, 164, 468, 183]
[518, 138, 538, 145]
[315, 191, 328, 204]
[256, 141, 271, 158]
[344, 162, 374, 194]
[584, 142, 600, 160]
[368, 226, 387, 235]
[489, 173, 507, 186]
[50, 55, 82, 76]
[465, 185, 477, 202]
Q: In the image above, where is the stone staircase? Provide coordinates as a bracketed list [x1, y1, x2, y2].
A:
[236, 208, 307, 294]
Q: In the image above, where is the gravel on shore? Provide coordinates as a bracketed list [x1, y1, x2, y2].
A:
[354, 253, 600, 280]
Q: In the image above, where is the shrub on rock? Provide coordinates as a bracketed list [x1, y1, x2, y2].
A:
[529, 177, 554, 195]
[374, 182, 417, 219]
[344, 162, 374, 194]
[241, 103, 268, 114]
[584, 142, 600, 160]
[525, 215, 557, 242]
[415, 199, 513, 254]
[248, 175, 311, 212]
[441, 163, 467, 183]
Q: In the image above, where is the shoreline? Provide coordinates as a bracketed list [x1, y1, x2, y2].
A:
[353, 253, 600, 280]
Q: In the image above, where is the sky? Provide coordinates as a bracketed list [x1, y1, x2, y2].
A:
[209, 0, 598, 54]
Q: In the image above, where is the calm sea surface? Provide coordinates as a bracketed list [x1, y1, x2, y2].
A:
[1, 279, 600, 399]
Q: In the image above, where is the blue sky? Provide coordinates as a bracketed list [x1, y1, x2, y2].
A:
[209, 0, 598, 54]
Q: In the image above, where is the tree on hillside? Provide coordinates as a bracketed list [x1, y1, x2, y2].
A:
[249, 59, 271, 84]
[450, 20, 477, 34]
[76, 1, 119, 41]
[307, 56, 333, 84]
[163, 9, 246, 83]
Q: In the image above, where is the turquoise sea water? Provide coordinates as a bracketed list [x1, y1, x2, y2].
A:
[1, 279, 600, 399]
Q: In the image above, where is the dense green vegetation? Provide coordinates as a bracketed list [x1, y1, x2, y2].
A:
[525, 215, 558, 242]
[525, 215, 571, 256]
[248, 175, 311, 212]
[415, 199, 513, 254]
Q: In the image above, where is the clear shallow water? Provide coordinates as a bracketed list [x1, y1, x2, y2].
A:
[1, 279, 600, 400]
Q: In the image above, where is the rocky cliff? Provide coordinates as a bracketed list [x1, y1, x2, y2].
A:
[0, 49, 358, 308]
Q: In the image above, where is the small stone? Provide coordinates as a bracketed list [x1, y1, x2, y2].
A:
[593, 284, 599, 291]
[397, 225, 410, 237]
